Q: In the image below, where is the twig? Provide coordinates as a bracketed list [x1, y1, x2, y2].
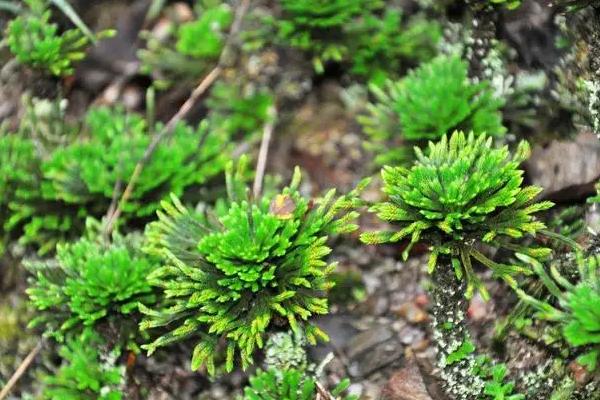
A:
[315, 382, 336, 400]
[252, 105, 277, 198]
[0, 340, 43, 400]
[103, 0, 251, 235]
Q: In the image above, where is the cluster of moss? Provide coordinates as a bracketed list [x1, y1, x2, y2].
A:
[2, 0, 600, 399]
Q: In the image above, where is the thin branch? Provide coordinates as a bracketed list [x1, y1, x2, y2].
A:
[104, 0, 251, 235]
[252, 105, 277, 198]
[0, 340, 43, 400]
[315, 382, 336, 400]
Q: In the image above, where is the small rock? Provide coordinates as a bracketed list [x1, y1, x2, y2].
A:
[525, 131, 600, 201]
[380, 361, 433, 400]
[346, 325, 394, 359]
[393, 302, 428, 324]
[467, 293, 488, 321]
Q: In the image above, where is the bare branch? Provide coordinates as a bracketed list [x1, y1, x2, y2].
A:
[0, 340, 43, 400]
[253, 105, 277, 198]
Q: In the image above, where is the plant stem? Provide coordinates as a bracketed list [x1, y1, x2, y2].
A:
[429, 259, 484, 400]
[464, 1, 497, 81]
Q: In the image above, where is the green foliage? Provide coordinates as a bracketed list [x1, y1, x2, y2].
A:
[43, 106, 227, 217]
[27, 222, 155, 341]
[588, 181, 600, 204]
[8, 105, 230, 254]
[241, 368, 356, 400]
[206, 80, 274, 140]
[489, 0, 522, 9]
[361, 131, 553, 299]
[347, 9, 441, 84]
[474, 357, 525, 400]
[42, 329, 124, 400]
[517, 252, 600, 372]
[139, 2, 231, 87]
[6, 0, 113, 76]
[446, 338, 475, 365]
[176, 4, 232, 58]
[276, 0, 382, 72]
[0, 132, 39, 253]
[359, 55, 506, 166]
[140, 157, 368, 374]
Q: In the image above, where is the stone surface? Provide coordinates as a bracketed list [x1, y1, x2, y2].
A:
[380, 361, 434, 400]
[525, 131, 600, 201]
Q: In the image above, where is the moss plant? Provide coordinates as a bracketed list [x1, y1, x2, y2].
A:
[140, 157, 368, 374]
[206, 80, 274, 140]
[361, 131, 552, 399]
[359, 56, 506, 166]
[346, 9, 441, 84]
[42, 329, 124, 400]
[26, 221, 156, 342]
[0, 132, 39, 254]
[8, 105, 230, 254]
[138, 2, 232, 87]
[361, 131, 552, 299]
[6, 0, 113, 76]
[241, 368, 356, 400]
[517, 252, 600, 372]
[275, 0, 382, 72]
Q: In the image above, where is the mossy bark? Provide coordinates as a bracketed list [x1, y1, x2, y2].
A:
[464, 1, 497, 81]
[430, 260, 485, 400]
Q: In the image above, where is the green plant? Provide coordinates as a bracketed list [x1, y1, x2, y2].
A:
[517, 252, 600, 372]
[42, 329, 124, 400]
[139, 2, 232, 87]
[241, 368, 356, 400]
[9, 105, 230, 254]
[27, 221, 155, 342]
[359, 55, 506, 166]
[0, 132, 39, 253]
[361, 131, 553, 299]
[6, 0, 113, 76]
[489, 0, 522, 9]
[176, 3, 232, 58]
[140, 157, 368, 374]
[276, 0, 382, 72]
[474, 357, 525, 400]
[206, 80, 274, 140]
[347, 9, 441, 84]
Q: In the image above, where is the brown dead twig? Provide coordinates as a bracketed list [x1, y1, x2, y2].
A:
[0, 340, 43, 400]
[315, 382, 337, 400]
[104, 0, 252, 235]
[252, 105, 277, 198]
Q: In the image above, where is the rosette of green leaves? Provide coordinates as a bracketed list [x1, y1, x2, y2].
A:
[359, 55, 506, 166]
[27, 223, 156, 341]
[140, 158, 368, 374]
[6, 0, 113, 76]
[361, 131, 553, 299]
[8, 106, 230, 254]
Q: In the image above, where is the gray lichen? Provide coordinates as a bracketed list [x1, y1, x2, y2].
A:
[430, 262, 485, 399]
